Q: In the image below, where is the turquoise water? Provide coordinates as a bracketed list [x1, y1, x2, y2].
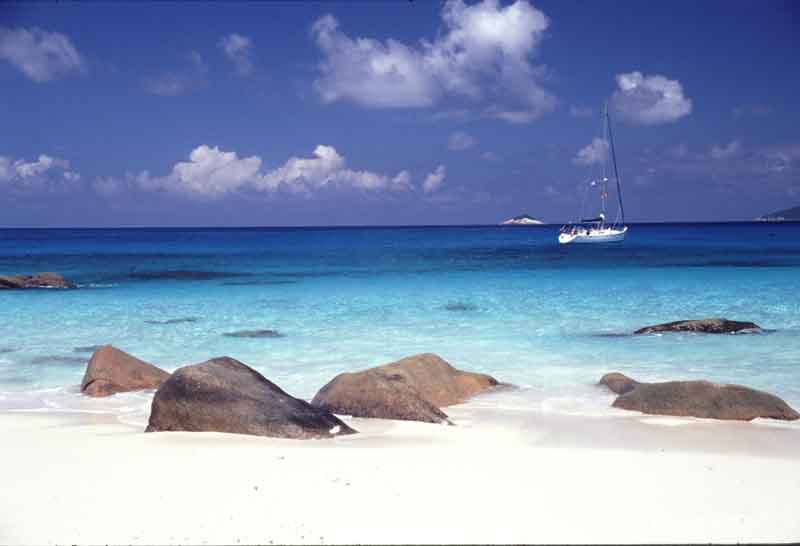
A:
[1, 224, 799, 423]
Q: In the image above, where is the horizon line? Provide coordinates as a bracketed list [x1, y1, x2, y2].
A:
[0, 220, 796, 230]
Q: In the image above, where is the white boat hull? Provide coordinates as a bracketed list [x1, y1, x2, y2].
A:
[558, 226, 627, 244]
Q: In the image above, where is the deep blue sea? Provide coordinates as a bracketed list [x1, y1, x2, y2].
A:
[1, 223, 799, 424]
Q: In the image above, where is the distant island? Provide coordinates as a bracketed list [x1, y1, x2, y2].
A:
[501, 214, 544, 225]
[756, 205, 800, 222]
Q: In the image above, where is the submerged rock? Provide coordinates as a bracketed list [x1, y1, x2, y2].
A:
[598, 372, 639, 395]
[145, 317, 199, 325]
[81, 345, 170, 397]
[73, 345, 103, 353]
[146, 357, 355, 439]
[125, 270, 248, 281]
[600, 372, 799, 421]
[312, 353, 500, 423]
[31, 355, 87, 365]
[221, 280, 297, 286]
[0, 272, 73, 290]
[443, 302, 478, 312]
[222, 329, 283, 338]
[634, 318, 761, 335]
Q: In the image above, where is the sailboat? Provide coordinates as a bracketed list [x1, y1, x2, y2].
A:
[558, 104, 628, 244]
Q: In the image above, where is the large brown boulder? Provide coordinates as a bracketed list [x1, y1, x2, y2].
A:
[0, 272, 73, 289]
[81, 345, 170, 397]
[604, 374, 799, 421]
[146, 357, 356, 439]
[311, 353, 500, 423]
[598, 372, 639, 395]
[634, 318, 761, 335]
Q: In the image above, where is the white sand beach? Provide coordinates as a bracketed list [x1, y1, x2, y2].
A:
[2, 401, 799, 545]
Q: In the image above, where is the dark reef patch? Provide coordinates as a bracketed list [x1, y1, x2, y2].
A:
[443, 302, 478, 312]
[222, 329, 284, 339]
[145, 317, 200, 325]
[221, 280, 298, 286]
[31, 355, 87, 365]
[73, 345, 103, 353]
[121, 270, 251, 281]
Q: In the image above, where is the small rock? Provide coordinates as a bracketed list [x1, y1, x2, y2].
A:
[81, 345, 170, 397]
[312, 353, 500, 423]
[222, 329, 283, 338]
[598, 372, 639, 395]
[0, 272, 74, 290]
[634, 318, 761, 335]
[603, 373, 799, 421]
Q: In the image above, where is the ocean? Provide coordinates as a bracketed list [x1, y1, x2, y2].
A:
[1, 223, 799, 426]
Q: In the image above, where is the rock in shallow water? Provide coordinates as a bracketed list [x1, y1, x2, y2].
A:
[634, 318, 761, 335]
[73, 345, 103, 353]
[147, 357, 356, 439]
[0, 272, 73, 289]
[599, 372, 799, 421]
[598, 372, 640, 395]
[312, 353, 500, 423]
[31, 355, 87, 365]
[443, 302, 478, 312]
[125, 270, 248, 281]
[145, 317, 199, 325]
[222, 329, 283, 338]
[81, 345, 170, 397]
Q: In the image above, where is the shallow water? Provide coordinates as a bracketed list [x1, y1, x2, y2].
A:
[1, 223, 799, 420]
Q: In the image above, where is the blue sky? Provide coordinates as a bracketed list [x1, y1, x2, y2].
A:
[1, 0, 798, 226]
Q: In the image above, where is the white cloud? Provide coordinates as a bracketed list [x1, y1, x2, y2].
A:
[573, 138, 609, 165]
[611, 71, 692, 125]
[391, 170, 413, 191]
[448, 131, 476, 151]
[710, 140, 741, 160]
[93, 175, 124, 197]
[423, 165, 447, 193]
[481, 151, 500, 161]
[219, 33, 254, 77]
[311, 0, 556, 122]
[133, 144, 410, 198]
[0, 26, 83, 82]
[139, 145, 262, 196]
[0, 153, 73, 181]
[144, 51, 208, 96]
[257, 145, 411, 193]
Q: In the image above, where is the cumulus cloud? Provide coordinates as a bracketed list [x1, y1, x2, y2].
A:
[423, 165, 447, 193]
[219, 33, 254, 77]
[0, 26, 83, 82]
[257, 145, 411, 193]
[144, 51, 208, 96]
[133, 144, 411, 198]
[611, 71, 692, 125]
[710, 140, 742, 160]
[0, 153, 74, 181]
[573, 138, 609, 165]
[448, 131, 476, 151]
[138, 145, 262, 196]
[311, 0, 556, 122]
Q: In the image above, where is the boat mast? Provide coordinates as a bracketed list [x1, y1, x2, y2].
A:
[600, 105, 608, 222]
[605, 102, 625, 225]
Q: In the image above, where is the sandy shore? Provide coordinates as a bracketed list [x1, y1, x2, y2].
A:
[2, 402, 799, 545]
